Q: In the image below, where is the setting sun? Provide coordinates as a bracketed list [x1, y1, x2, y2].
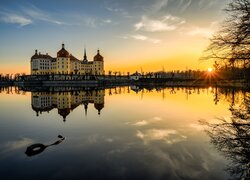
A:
[208, 68, 213, 72]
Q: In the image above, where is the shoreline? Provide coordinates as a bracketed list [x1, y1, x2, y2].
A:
[0, 79, 246, 89]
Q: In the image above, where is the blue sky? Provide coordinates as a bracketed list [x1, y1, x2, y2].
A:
[0, 0, 230, 74]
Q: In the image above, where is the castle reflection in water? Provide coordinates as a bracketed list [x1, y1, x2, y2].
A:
[32, 90, 105, 121]
[0, 85, 247, 122]
[0, 85, 248, 179]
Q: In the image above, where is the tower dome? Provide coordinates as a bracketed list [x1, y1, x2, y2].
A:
[31, 50, 39, 60]
[94, 49, 103, 61]
[57, 43, 69, 58]
[58, 108, 70, 122]
[94, 103, 104, 115]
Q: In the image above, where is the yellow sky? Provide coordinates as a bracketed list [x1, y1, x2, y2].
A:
[0, 0, 228, 75]
[0, 31, 214, 75]
[0, 54, 213, 75]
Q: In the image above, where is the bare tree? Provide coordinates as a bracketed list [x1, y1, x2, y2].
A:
[201, 93, 250, 179]
[203, 0, 250, 69]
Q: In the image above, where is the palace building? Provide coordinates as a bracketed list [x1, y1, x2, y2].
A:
[30, 43, 104, 75]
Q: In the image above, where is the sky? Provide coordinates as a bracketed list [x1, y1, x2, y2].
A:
[0, 0, 230, 75]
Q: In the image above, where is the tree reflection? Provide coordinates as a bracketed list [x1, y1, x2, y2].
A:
[201, 93, 250, 179]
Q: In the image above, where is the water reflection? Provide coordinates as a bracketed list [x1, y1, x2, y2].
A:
[0, 85, 248, 121]
[201, 92, 250, 179]
[0, 85, 249, 179]
[27, 86, 248, 122]
[32, 90, 105, 121]
[25, 135, 65, 157]
[1, 85, 247, 104]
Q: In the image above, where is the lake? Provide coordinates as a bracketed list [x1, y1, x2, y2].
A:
[0, 86, 249, 180]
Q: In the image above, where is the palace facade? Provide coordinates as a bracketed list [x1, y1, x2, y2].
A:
[30, 43, 104, 75]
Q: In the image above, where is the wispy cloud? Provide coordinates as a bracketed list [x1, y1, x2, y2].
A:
[141, 0, 191, 19]
[189, 123, 204, 131]
[179, 0, 192, 12]
[187, 27, 213, 38]
[198, 0, 221, 9]
[186, 21, 219, 38]
[0, 5, 65, 26]
[132, 116, 163, 126]
[151, 0, 223, 13]
[106, 7, 124, 13]
[82, 16, 113, 28]
[131, 34, 161, 44]
[131, 34, 148, 41]
[83, 16, 97, 27]
[121, 34, 161, 44]
[136, 129, 187, 145]
[135, 15, 185, 32]
[22, 5, 65, 25]
[133, 120, 149, 126]
[62, 12, 113, 28]
[103, 19, 112, 23]
[1, 4, 113, 28]
[1, 138, 33, 152]
[106, 6, 130, 18]
[0, 12, 32, 26]
[150, 0, 169, 12]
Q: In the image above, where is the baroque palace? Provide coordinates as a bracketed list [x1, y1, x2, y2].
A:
[30, 43, 104, 75]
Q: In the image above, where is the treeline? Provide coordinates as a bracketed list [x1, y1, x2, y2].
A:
[213, 64, 250, 80]
[144, 70, 211, 80]
[0, 73, 25, 81]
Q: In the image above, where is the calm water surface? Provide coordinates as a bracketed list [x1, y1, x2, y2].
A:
[0, 86, 248, 180]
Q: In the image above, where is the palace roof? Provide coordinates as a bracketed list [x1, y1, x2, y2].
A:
[94, 49, 103, 62]
[70, 54, 80, 62]
[57, 43, 69, 58]
[31, 50, 53, 60]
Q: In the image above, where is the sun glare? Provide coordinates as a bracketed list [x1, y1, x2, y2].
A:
[208, 68, 213, 72]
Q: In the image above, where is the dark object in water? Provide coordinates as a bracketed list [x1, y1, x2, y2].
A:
[25, 135, 65, 157]
[25, 143, 47, 156]
[58, 135, 63, 139]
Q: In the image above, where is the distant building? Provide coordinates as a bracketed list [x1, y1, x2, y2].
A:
[30, 43, 104, 75]
[130, 71, 142, 81]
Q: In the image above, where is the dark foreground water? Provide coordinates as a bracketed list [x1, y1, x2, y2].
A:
[0, 86, 249, 180]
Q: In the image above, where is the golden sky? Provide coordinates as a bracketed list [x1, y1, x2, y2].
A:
[0, 0, 229, 75]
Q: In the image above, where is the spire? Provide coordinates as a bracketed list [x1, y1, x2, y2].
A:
[83, 48, 87, 61]
[35, 49, 38, 54]
[62, 43, 65, 49]
[84, 103, 88, 116]
[97, 49, 100, 54]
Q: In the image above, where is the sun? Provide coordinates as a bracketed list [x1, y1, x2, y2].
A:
[208, 68, 213, 72]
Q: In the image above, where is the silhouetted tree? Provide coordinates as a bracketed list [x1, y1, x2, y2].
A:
[201, 93, 250, 179]
[203, 0, 250, 69]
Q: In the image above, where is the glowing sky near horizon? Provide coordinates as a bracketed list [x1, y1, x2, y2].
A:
[0, 0, 230, 74]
